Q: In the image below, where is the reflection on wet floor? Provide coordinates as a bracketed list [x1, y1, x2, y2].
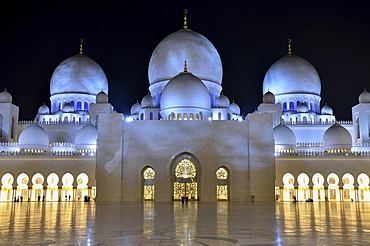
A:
[0, 201, 370, 245]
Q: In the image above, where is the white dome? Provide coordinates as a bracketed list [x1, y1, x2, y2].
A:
[148, 29, 222, 87]
[216, 94, 230, 108]
[141, 93, 155, 108]
[273, 124, 296, 150]
[160, 72, 211, 112]
[75, 124, 98, 150]
[263, 55, 321, 96]
[0, 89, 12, 103]
[96, 91, 108, 103]
[297, 102, 309, 113]
[50, 54, 108, 96]
[262, 91, 275, 104]
[130, 102, 141, 115]
[229, 102, 240, 115]
[38, 104, 50, 115]
[323, 124, 352, 152]
[62, 102, 74, 113]
[321, 104, 333, 115]
[19, 125, 49, 150]
[359, 89, 370, 103]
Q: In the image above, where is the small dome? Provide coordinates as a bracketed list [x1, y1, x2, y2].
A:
[263, 55, 321, 96]
[62, 102, 75, 113]
[96, 91, 108, 103]
[273, 124, 296, 151]
[229, 102, 241, 115]
[75, 124, 98, 150]
[323, 124, 352, 153]
[263, 91, 275, 104]
[149, 29, 222, 87]
[0, 89, 12, 103]
[297, 102, 309, 113]
[141, 93, 155, 108]
[38, 104, 50, 115]
[359, 89, 370, 103]
[19, 125, 49, 150]
[130, 102, 141, 115]
[321, 104, 333, 115]
[216, 94, 230, 108]
[50, 54, 108, 96]
[160, 72, 211, 112]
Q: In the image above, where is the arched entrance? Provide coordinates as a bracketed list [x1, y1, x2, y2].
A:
[173, 158, 198, 200]
[142, 166, 155, 200]
[216, 167, 229, 200]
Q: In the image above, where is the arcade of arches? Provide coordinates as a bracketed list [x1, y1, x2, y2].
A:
[277, 172, 370, 202]
[0, 172, 94, 202]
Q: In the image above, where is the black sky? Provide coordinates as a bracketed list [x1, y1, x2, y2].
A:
[1, 1, 370, 120]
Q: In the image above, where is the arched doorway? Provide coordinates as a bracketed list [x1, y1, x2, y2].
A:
[142, 166, 155, 200]
[1, 173, 14, 201]
[173, 158, 198, 200]
[216, 167, 229, 200]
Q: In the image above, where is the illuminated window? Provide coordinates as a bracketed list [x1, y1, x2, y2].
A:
[190, 113, 194, 120]
[143, 167, 155, 200]
[173, 159, 197, 200]
[183, 113, 188, 120]
[216, 167, 228, 200]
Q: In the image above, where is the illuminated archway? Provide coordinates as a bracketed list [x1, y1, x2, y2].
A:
[142, 166, 155, 200]
[342, 173, 355, 201]
[312, 173, 325, 201]
[62, 173, 74, 201]
[77, 173, 89, 201]
[216, 167, 229, 200]
[282, 173, 295, 201]
[31, 173, 44, 201]
[173, 158, 198, 200]
[16, 173, 29, 201]
[297, 173, 310, 201]
[46, 173, 59, 201]
[327, 173, 339, 201]
[1, 173, 14, 201]
[357, 173, 370, 201]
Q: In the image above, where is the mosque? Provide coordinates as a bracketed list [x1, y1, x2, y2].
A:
[0, 11, 370, 203]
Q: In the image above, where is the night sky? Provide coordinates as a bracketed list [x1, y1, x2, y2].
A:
[1, 1, 370, 120]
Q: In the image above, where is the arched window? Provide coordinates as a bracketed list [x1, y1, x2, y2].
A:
[84, 102, 89, 111]
[150, 112, 153, 120]
[289, 101, 294, 110]
[140, 113, 144, 120]
[76, 101, 82, 110]
[190, 113, 194, 120]
[216, 167, 229, 200]
[173, 159, 197, 200]
[218, 112, 222, 120]
[143, 167, 155, 200]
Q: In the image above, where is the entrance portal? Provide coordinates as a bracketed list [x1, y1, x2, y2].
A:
[173, 158, 198, 200]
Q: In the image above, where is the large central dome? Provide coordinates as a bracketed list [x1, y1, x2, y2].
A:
[148, 29, 223, 86]
[262, 55, 321, 96]
[50, 54, 108, 96]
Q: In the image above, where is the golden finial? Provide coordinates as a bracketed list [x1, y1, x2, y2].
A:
[287, 39, 292, 55]
[183, 9, 188, 29]
[184, 60, 188, 72]
[79, 39, 84, 55]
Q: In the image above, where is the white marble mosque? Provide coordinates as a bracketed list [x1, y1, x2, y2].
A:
[1, 11, 370, 203]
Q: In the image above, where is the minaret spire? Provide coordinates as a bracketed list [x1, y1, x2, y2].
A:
[183, 9, 188, 29]
[287, 39, 292, 55]
[183, 60, 188, 72]
[79, 39, 84, 55]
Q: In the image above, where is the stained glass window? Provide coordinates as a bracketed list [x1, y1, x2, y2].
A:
[143, 167, 155, 200]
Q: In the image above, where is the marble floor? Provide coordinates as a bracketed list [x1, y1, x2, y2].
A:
[0, 201, 369, 245]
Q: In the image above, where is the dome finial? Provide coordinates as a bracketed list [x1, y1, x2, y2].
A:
[79, 39, 84, 55]
[287, 39, 292, 55]
[183, 9, 188, 29]
[184, 60, 188, 73]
